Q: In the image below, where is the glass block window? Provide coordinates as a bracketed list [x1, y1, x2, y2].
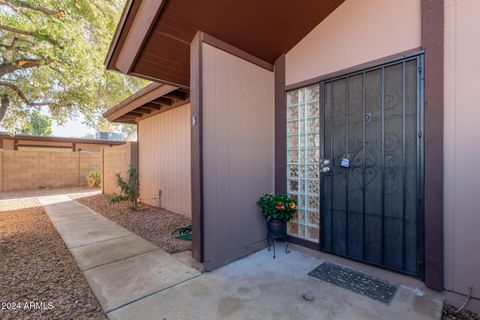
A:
[286, 85, 320, 243]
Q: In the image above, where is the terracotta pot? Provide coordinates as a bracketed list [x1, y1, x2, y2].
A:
[267, 220, 286, 238]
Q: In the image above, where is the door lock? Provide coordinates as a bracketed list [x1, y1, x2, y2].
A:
[320, 159, 331, 174]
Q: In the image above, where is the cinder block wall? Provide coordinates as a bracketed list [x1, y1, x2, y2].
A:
[0, 150, 101, 192]
[101, 142, 138, 194]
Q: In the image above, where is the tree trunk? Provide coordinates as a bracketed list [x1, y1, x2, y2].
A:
[0, 95, 9, 122]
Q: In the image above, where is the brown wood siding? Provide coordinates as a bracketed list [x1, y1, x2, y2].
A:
[201, 43, 274, 270]
[138, 104, 191, 216]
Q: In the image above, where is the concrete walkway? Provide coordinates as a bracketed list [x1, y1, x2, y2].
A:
[38, 193, 443, 320]
[38, 195, 201, 315]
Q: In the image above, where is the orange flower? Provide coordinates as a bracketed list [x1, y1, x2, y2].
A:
[289, 202, 296, 209]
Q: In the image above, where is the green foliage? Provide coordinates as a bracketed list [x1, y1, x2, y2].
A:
[108, 166, 139, 210]
[19, 110, 52, 135]
[257, 193, 297, 222]
[0, 0, 149, 132]
[86, 169, 101, 188]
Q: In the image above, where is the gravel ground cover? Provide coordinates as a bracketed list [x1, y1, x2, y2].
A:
[443, 304, 480, 320]
[72, 194, 192, 254]
[0, 198, 106, 320]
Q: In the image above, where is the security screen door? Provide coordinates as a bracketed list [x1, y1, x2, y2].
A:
[286, 56, 424, 276]
[319, 55, 424, 277]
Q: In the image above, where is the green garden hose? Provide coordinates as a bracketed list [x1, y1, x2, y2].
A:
[171, 224, 192, 241]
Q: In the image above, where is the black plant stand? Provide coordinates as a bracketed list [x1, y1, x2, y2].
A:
[267, 232, 290, 259]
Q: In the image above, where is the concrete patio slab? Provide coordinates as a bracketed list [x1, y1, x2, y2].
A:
[70, 235, 158, 271]
[83, 249, 200, 312]
[108, 248, 443, 320]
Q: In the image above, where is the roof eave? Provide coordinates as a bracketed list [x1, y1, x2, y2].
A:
[103, 83, 178, 122]
[104, 0, 135, 69]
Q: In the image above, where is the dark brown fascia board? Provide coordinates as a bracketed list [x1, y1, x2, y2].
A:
[104, 0, 135, 68]
[115, 0, 166, 74]
[103, 83, 178, 122]
[105, 0, 166, 74]
[0, 133, 125, 145]
[197, 32, 274, 72]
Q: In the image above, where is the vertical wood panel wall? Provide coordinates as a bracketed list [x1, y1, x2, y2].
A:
[201, 43, 274, 269]
[138, 104, 191, 216]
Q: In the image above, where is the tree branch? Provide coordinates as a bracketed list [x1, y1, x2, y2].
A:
[0, 25, 61, 47]
[0, 80, 58, 106]
[0, 0, 64, 18]
[0, 25, 35, 37]
[0, 95, 9, 121]
[0, 59, 42, 77]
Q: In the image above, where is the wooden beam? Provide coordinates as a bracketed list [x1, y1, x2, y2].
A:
[136, 107, 152, 114]
[164, 91, 188, 101]
[116, 118, 136, 124]
[142, 103, 162, 110]
[150, 97, 173, 106]
[126, 111, 144, 117]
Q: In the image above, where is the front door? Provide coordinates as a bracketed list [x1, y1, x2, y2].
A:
[319, 55, 424, 277]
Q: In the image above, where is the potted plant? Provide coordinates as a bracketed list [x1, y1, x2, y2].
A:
[257, 193, 297, 237]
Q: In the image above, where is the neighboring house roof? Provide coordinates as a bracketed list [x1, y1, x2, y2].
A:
[105, 0, 344, 88]
[102, 83, 189, 124]
[0, 132, 125, 145]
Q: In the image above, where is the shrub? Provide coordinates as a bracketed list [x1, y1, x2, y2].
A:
[108, 166, 139, 210]
[86, 170, 101, 188]
[257, 193, 297, 222]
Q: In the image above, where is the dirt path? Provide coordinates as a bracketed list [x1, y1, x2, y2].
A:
[0, 198, 106, 320]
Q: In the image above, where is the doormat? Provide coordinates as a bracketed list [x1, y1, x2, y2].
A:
[308, 262, 398, 304]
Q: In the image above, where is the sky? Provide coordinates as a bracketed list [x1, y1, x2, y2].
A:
[52, 118, 95, 138]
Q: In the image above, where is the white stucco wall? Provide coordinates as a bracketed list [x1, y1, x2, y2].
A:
[444, 0, 480, 299]
[286, 0, 421, 86]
